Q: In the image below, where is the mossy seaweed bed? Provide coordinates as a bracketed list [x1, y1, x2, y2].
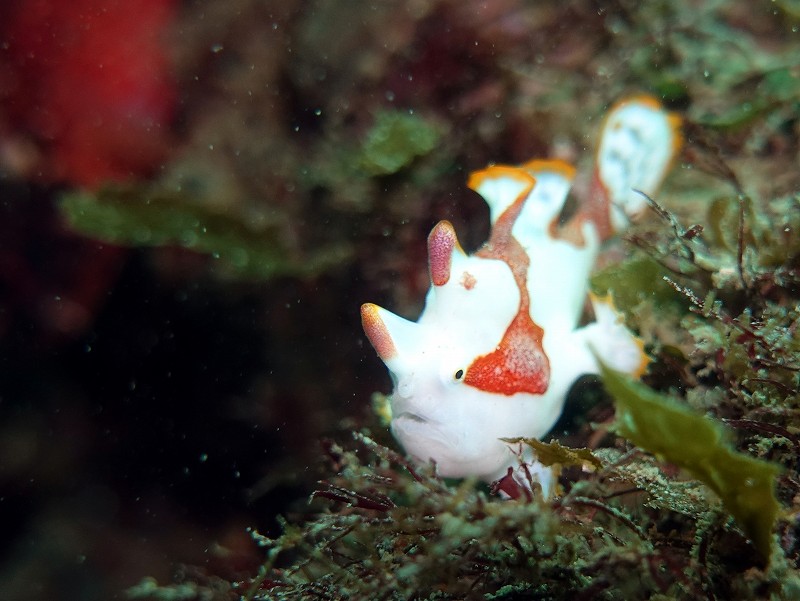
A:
[3, 1, 800, 600]
[131, 183, 800, 599]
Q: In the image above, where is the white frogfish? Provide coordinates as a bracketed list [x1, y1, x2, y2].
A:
[361, 96, 681, 484]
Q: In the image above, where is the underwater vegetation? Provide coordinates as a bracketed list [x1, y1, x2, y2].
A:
[132, 9, 800, 601]
[58, 107, 441, 280]
[3, 0, 800, 600]
[135, 164, 799, 599]
[196, 161, 799, 600]
[0, 0, 178, 187]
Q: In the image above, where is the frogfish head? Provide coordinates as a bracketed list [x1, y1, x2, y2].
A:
[361, 221, 556, 480]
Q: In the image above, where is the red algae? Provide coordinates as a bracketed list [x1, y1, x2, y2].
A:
[1, 0, 178, 187]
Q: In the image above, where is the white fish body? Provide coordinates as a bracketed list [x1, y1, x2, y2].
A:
[361, 96, 681, 483]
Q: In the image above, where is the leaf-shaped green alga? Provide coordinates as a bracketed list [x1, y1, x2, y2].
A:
[599, 361, 782, 559]
[60, 185, 352, 280]
[501, 437, 603, 471]
[359, 110, 440, 176]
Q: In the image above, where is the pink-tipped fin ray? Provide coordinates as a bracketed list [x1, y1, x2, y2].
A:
[427, 221, 464, 287]
[361, 302, 418, 366]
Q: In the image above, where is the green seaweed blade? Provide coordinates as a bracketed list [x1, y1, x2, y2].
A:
[599, 361, 782, 559]
[59, 186, 351, 280]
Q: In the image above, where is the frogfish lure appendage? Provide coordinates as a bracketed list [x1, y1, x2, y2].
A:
[361, 96, 681, 484]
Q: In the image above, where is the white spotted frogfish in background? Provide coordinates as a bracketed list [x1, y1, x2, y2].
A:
[361, 96, 682, 489]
